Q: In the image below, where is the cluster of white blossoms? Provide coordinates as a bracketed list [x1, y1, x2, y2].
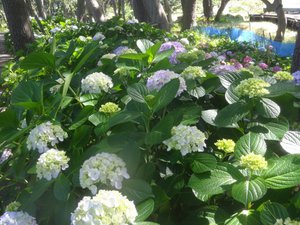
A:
[26, 122, 68, 153]
[81, 72, 113, 94]
[71, 190, 137, 225]
[0, 211, 38, 225]
[163, 124, 207, 156]
[36, 149, 70, 181]
[79, 153, 130, 194]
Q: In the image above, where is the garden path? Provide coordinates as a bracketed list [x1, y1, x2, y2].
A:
[0, 32, 12, 73]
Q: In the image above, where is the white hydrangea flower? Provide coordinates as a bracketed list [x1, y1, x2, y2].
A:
[0, 149, 12, 164]
[71, 190, 137, 225]
[92, 32, 105, 41]
[26, 122, 68, 153]
[80, 153, 129, 194]
[163, 124, 206, 156]
[50, 27, 61, 34]
[36, 149, 70, 181]
[0, 211, 37, 225]
[81, 72, 113, 94]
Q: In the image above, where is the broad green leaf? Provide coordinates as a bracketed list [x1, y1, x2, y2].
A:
[11, 81, 42, 105]
[119, 53, 149, 60]
[188, 163, 243, 201]
[0, 110, 19, 146]
[152, 79, 179, 112]
[232, 177, 267, 205]
[188, 153, 217, 173]
[88, 112, 108, 126]
[122, 179, 154, 204]
[267, 82, 300, 97]
[219, 72, 251, 89]
[256, 98, 280, 118]
[20, 52, 55, 69]
[188, 86, 206, 99]
[136, 199, 155, 222]
[19, 179, 52, 204]
[234, 132, 267, 158]
[69, 106, 94, 130]
[79, 94, 99, 106]
[225, 210, 262, 225]
[62, 72, 73, 99]
[262, 154, 300, 189]
[214, 101, 250, 127]
[137, 39, 154, 53]
[108, 110, 141, 128]
[259, 202, 289, 225]
[73, 42, 98, 74]
[280, 131, 300, 154]
[152, 48, 174, 64]
[53, 174, 71, 201]
[71, 125, 93, 147]
[127, 83, 149, 103]
[225, 83, 240, 104]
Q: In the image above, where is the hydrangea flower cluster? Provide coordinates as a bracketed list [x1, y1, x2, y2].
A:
[81, 72, 113, 94]
[292, 71, 300, 85]
[79, 153, 129, 194]
[258, 62, 268, 70]
[0, 211, 37, 225]
[27, 122, 68, 153]
[0, 149, 12, 164]
[181, 66, 206, 79]
[235, 78, 270, 98]
[275, 217, 300, 225]
[247, 65, 264, 76]
[36, 149, 70, 181]
[240, 152, 268, 171]
[159, 41, 186, 64]
[176, 51, 198, 63]
[92, 32, 105, 41]
[99, 102, 121, 114]
[163, 124, 206, 156]
[71, 190, 137, 225]
[113, 46, 129, 55]
[274, 71, 294, 81]
[214, 139, 235, 153]
[146, 70, 186, 96]
[210, 64, 238, 76]
[272, 65, 282, 72]
[5, 202, 21, 212]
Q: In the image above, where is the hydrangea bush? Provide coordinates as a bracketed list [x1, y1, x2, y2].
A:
[0, 17, 300, 224]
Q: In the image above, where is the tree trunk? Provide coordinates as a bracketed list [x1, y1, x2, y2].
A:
[132, 0, 169, 30]
[215, 0, 230, 22]
[77, 0, 86, 22]
[163, 0, 172, 24]
[35, 0, 46, 19]
[203, 0, 213, 20]
[85, 0, 105, 22]
[292, 27, 300, 73]
[181, 0, 196, 31]
[25, 0, 45, 33]
[2, 0, 34, 52]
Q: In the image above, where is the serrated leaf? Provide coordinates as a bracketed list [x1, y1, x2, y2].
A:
[280, 131, 300, 154]
[152, 47, 174, 64]
[189, 153, 217, 173]
[188, 86, 206, 98]
[225, 210, 262, 225]
[136, 199, 155, 222]
[259, 202, 289, 225]
[234, 132, 267, 158]
[137, 39, 154, 53]
[225, 83, 240, 104]
[127, 83, 149, 103]
[88, 112, 108, 126]
[232, 178, 267, 205]
[122, 179, 154, 204]
[219, 72, 248, 89]
[20, 52, 55, 69]
[53, 174, 71, 201]
[256, 98, 280, 118]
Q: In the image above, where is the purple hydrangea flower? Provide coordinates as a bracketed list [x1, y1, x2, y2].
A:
[258, 46, 266, 52]
[292, 71, 300, 85]
[258, 62, 268, 70]
[210, 64, 238, 76]
[272, 65, 282, 72]
[159, 41, 186, 64]
[146, 70, 186, 96]
[113, 46, 129, 56]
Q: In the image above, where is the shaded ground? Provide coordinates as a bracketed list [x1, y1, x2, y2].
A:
[0, 33, 12, 73]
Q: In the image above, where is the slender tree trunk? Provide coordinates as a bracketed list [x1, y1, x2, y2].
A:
[111, 0, 117, 16]
[215, 0, 230, 22]
[85, 0, 105, 22]
[292, 27, 300, 73]
[25, 0, 45, 33]
[2, 0, 35, 51]
[35, 0, 46, 19]
[163, 0, 172, 24]
[181, 0, 196, 31]
[77, 0, 86, 22]
[132, 0, 169, 30]
[203, 0, 213, 20]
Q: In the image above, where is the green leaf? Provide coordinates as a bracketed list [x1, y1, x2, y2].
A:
[137, 39, 154, 53]
[122, 179, 154, 204]
[108, 110, 141, 128]
[188, 163, 243, 201]
[73, 42, 98, 74]
[214, 101, 250, 127]
[188, 86, 206, 99]
[267, 82, 300, 97]
[53, 174, 71, 202]
[188, 153, 217, 174]
[79, 94, 99, 106]
[88, 112, 108, 126]
[127, 83, 149, 103]
[280, 131, 300, 154]
[71, 125, 93, 147]
[0, 110, 19, 146]
[119, 53, 149, 60]
[259, 202, 289, 225]
[69, 106, 94, 130]
[232, 177, 267, 205]
[256, 98, 280, 118]
[20, 52, 55, 70]
[11, 81, 42, 106]
[225, 210, 262, 225]
[225, 83, 240, 104]
[152, 79, 179, 112]
[152, 47, 174, 64]
[261, 154, 300, 189]
[219, 72, 251, 89]
[234, 132, 267, 159]
[136, 222, 159, 225]
[136, 199, 155, 222]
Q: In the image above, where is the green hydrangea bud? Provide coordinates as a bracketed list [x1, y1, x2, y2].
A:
[235, 78, 270, 98]
[240, 152, 268, 171]
[248, 65, 264, 76]
[214, 139, 235, 153]
[274, 71, 293, 81]
[114, 67, 129, 76]
[181, 66, 206, 79]
[99, 102, 121, 114]
[177, 51, 198, 63]
[5, 201, 21, 212]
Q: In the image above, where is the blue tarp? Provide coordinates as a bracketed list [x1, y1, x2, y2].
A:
[199, 27, 295, 57]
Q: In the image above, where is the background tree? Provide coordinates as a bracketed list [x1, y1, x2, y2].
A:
[215, 0, 231, 22]
[77, 0, 86, 22]
[132, 0, 169, 30]
[292, 26, 300, 73]
[35, 0, 46, 19]
[181, 0, 196, 31]
[203, 0, 213, 20]
[260, 0, 286, 42]
[2, 0, 34, 51]
[86, 0, 105, 22]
